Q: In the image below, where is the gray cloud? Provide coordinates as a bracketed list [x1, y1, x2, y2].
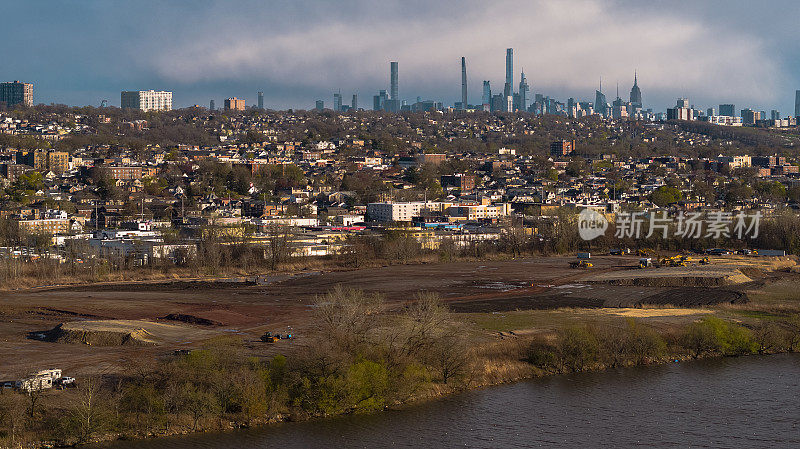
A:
[2, 0, 794, 112]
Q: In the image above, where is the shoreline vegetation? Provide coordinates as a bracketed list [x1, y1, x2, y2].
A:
[2, 286, 800, 449]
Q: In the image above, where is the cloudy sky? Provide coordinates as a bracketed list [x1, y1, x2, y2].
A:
[5, 0, 798, 114]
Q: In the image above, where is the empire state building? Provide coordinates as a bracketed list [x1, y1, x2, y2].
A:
[629, 72, 642, 109]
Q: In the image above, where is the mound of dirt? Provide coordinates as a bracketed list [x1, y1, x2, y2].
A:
[47, 321, 157, 346]
[160, 313, 220, 326]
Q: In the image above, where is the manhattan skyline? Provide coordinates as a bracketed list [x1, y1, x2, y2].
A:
[3, 0, 799, 113]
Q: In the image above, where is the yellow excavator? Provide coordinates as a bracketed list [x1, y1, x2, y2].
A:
[569, 260, 593, 269]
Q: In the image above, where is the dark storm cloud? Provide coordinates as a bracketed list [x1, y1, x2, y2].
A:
[2, 0, 795, 113]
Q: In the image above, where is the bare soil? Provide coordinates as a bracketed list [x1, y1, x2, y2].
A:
[0, 255, 793, 379]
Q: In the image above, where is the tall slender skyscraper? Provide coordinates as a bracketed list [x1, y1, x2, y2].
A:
[390, 62, 399, 101]
[257, 91, 264, 110]
[351, 94, 358, 111]
[504, 48, 514, 105]
[482, 81, 491, 106]
[629, 72, 642, 109]
[461, 57, 468, 110]
[209, 99, 215, 111]
[518, 70, 529, 112]
[795, 90, 800, 118]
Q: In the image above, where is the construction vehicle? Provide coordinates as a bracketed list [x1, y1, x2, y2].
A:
[260, 332, 293, 343]
[569, 260, 593, 269]
[638, 258, 653, 268]
[700, 257, 710, 265]
[260, 332, 279, 343]
[637, 248, 658, 258]
[660, 255, 690, 267]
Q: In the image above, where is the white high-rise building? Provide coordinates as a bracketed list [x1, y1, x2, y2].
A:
[121, 90, 173, 112]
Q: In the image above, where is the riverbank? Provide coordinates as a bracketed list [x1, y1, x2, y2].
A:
[3, 287, 799, 449]
[84, 353, 800, 449]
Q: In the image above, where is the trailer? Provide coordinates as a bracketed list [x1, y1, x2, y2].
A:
[757, 249, 786, 257]
[14, 369, 63, 393]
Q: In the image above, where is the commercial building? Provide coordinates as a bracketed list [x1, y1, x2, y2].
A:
[629, 72, 642, 109]
[315, 100, 324, 111]
[699, 115, 743, 126]
[333, 92, 342, 112]
[482, 81, 491, 107]
[441, 174, 476, 191]
[368, 202, 427, 222]
[0, 81, 34, 107]
[504, 48, 513, 106]
[595, 81, 607, 117]
[121, 90, 172, 112]
[461, 57, 468, 110]
[518, 70, 528, 112]
[741, 108, 761, 125]
[257, 91, 264, 110]
[796, 91, 800, 118]
[224, 97, 246, 111]
[667, 99, 693, 121]
[719, 104, 736, 117]
[106, 166, 159, 181]
[16, 218, 71, 235]
[390, 61, 399, 102]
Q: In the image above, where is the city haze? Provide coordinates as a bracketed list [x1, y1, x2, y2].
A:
[3, 0, 798, 113]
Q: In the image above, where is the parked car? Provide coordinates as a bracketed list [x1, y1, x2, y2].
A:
[56, 377, 75, 389]
[706, 248, 730, 256]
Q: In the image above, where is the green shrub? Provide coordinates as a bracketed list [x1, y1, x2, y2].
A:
[681, 316, 757, 357]
[558, 326, 599, 372]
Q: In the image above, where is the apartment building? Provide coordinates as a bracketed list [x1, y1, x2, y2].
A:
[121, 90, 173, 112]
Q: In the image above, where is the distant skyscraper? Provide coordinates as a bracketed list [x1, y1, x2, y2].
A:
[0, 81, 34, 107]
[351, 94, 358, 110]
[482, 81, 491, 106]
[390, 61, 399, 101]
[461, 57, 468, 110]
[795, 91, 800, 117]
[333, 92, 342, 111]
[518, 70, 529, 112]
[676, 98, 689, 108]
[209, 99, 215, 111]
[629, 72, 642, 109]
[121, 90, 172, 111]
[719, 104, 736, 116]
[257, 91, 264, 110]
[315, 100, 324, 111]
[504, 48, 513, 100]
[595, 78, 607, 117]
[374, 89, 388, 111]
[707, 107, 715, 116]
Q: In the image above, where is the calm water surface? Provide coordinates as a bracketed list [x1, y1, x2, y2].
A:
[96, 353, 800, 448]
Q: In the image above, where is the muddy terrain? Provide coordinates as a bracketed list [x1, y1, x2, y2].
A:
[1, 255, 794, 379]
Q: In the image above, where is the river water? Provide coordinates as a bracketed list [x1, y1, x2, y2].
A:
[96, 354, 800, 448]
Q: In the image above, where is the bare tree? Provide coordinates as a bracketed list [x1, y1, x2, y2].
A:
[313, 285, 384, 352]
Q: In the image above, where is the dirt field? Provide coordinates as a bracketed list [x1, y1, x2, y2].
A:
[1, 254, 795, 379]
